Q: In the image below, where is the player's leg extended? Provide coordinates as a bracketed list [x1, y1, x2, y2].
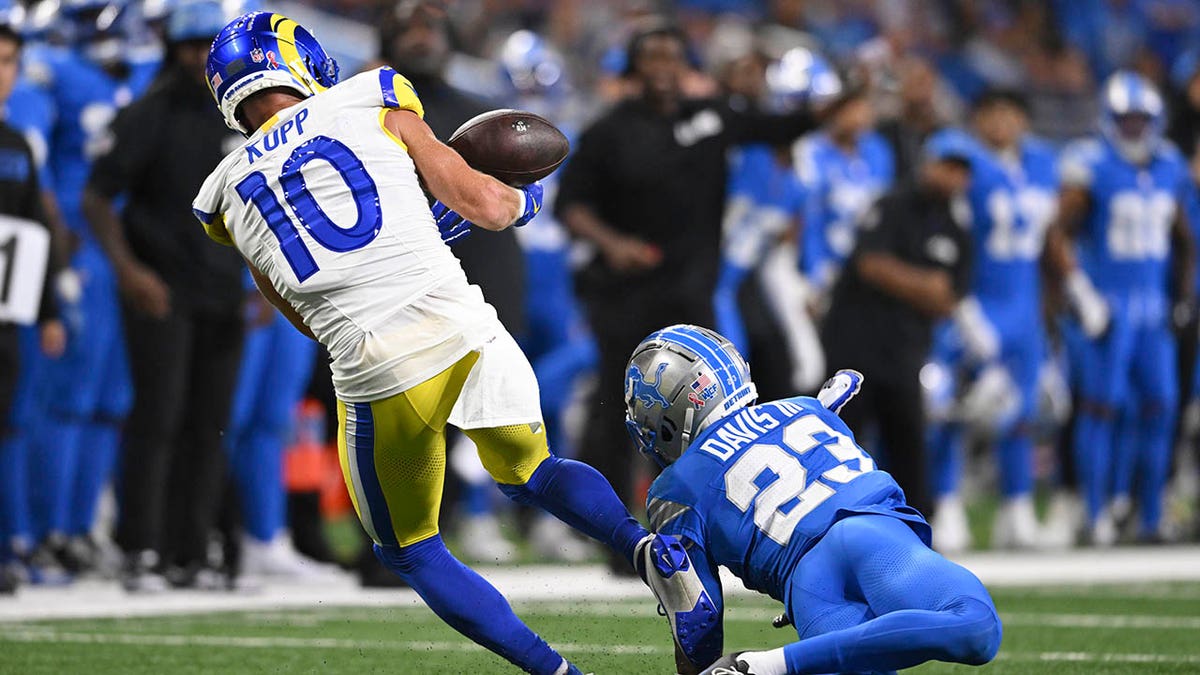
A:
[339, 354, 575, 675]
[456, 333, 648, 566]
[776, 515, 1000, 674]
[1132, 324, 1179, 536]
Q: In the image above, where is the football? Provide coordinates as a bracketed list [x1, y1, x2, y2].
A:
[448, 109, 569, 186]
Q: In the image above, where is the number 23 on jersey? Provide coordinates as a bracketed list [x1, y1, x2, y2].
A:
[720, 410, 875, 545]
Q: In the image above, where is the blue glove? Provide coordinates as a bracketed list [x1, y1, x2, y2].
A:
[431, 200, 472, 243]
[512, 182, 543, 228]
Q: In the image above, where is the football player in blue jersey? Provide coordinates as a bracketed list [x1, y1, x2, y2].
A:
[794, 61, 894, 298]
[715, 48, 829, 396]
[22, 0, 160, 573]
[927, 92, 1060, 550]
[628, 325, 1001, 675]
[1046, 72, 1195, 545]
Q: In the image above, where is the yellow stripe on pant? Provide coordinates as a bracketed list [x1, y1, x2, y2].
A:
[336, 351, 552, 548]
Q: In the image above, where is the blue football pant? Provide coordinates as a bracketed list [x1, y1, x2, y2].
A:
[783, 515, 1001, 674]
[1074, 316, 1176, 532]
[31, 245, 131, 540]
[226, 316, 317, 542]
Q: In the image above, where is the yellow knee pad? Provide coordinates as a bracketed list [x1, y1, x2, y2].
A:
[465, 423, 552, 485]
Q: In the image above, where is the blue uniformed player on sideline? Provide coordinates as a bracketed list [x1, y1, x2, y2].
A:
[195, 12, 685, 673]
[627, 325, 1001, 675]
[1046, 71, 1195, 545]
[793, 56, 894, 298]
[926, 93, 1060, 551]
[714, 48, 829, 395]
[24, 0, 158, 570]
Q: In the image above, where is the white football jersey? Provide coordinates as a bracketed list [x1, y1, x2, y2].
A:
[194, 67, 498, 402]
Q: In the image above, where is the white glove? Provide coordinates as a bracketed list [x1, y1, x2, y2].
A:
[953, 296, 1000, 363]
[1065, 270, 1110, 338]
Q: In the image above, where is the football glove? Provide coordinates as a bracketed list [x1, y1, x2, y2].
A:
[512, 182, 543, 228]
[1065, 269, 1110, 338]
[817, 369, 864, 415]
[954, 296, 1000, 363]
[431, 199, 473, 244]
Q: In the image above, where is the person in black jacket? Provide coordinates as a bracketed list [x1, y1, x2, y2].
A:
[0, 18, 65, 594]
[821, 134, 975, 518]
[554, 21, 816, 567]
[84, 3, 244, 592]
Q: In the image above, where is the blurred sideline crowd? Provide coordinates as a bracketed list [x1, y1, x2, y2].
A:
[3, 0, 1200, 595]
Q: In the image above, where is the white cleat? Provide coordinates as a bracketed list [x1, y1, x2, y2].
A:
[1088, 508, 1118, 547]
[530, 516, 592, 563]
[458, 514, 518, 563]
[1039, 491, 1082, 550]
[931, 495, 971, 554]
[992, 494, 1040, 550]
[240, 534, 347, 581]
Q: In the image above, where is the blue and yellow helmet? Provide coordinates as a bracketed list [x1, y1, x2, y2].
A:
[205, 11, 339, 133]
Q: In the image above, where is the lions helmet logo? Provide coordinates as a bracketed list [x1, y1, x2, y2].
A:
[627, 362, 671, 410]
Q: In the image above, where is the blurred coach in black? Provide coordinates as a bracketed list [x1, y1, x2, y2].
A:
[84, 4, 243, 591]
[821, 134, 975, 517]
[555, 21, 815, 545]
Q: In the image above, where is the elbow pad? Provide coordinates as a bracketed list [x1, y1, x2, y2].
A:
[635, 534, 721, 663]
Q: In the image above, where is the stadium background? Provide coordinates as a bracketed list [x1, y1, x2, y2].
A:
[2, 0, 1200, 672]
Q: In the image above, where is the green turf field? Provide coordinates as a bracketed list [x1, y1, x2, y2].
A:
[2, 582, 1199, 674]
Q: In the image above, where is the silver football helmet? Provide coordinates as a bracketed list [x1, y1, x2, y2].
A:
[625, 325, 758, 467]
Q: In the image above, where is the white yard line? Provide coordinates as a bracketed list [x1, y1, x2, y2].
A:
[0, 546, 1197, 623]
[1, 628, 1199, 666]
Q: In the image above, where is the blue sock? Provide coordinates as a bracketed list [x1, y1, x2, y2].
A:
[497, 456, 648, 566]
[996, 429, 1033, 498]
[0, 436, 32, 557]
[782, 596, 1000, 673]
[232, 428, 286, 542]
[68, 419, 121, 535]
[30, 417, 82, 539]
[373, 535, 566, 674]
[1108, 405, 1137, 503]
[927, 422, 962, 498]
[1137, 403, 1176, 534]
[1073, 404, 1115, 521]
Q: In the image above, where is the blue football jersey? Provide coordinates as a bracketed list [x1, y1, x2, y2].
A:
[965, 133, 1057, 320]
[4, 79, 56, 190]
[45, 51, 158, 234]
[647, 396, 929, 602]
[1060, 137, 1191, 300]
[794, 131, 894, 287]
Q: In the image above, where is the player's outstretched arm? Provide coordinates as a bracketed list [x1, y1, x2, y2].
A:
[384, 110, 524, 231]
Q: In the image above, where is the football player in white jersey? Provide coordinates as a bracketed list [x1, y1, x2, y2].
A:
[193, 13, 692, 675]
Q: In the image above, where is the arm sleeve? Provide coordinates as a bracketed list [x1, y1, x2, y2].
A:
[193, 163, 233, 246]
[553, 121, 609, 219]
[722, 104, 815, 146]
[86, 96, 164, 199]
[377, 67, 424, 118]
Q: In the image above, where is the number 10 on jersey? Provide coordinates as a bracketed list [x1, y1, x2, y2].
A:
[236, 135, 383, 282]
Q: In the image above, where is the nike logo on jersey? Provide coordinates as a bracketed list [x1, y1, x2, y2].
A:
[246, 109, 309, 164]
